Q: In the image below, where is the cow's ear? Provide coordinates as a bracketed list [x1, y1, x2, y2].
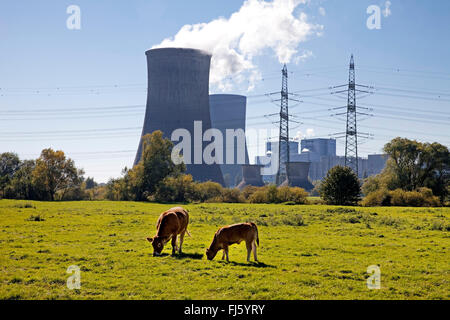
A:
[146, 237, 153, 243]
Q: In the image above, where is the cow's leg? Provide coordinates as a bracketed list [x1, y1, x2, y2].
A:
[179, 230, 185, 254]
[224, 246, 229, 262]
[246, 241, 252, 262]
[171, 235, 177, 255]
[222, 250, 226, 260]
[252, 241, 258, 262]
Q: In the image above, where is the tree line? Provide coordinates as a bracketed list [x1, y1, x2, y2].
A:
[0, 148, 87, 201]
[1, 131, 448, 206]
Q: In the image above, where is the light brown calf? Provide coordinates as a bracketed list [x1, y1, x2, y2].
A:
[206, 222, 259, 262]
[146, 207, 189, 256]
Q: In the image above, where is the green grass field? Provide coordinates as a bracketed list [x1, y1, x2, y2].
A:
[0, 199, 449, 300]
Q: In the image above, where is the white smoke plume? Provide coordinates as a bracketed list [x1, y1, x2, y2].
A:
[152, 0, 323, 91]
[294, 128, 315, 140]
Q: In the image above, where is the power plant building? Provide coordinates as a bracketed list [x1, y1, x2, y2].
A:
[237, 165, 265, 189]
[209, 94, 249, 187]
[134, 48, 224, 185]
[280, 162, 314, 191]
[256, 138, 387, 183]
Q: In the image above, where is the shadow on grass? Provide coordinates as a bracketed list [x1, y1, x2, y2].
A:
[174, 252, 204, 260]
[152, 253, 170, 258]
[219, 260, 276, 268]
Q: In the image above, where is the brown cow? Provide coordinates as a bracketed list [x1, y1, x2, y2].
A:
[146, 207, 190, 256]
[206, 222, 259, 262]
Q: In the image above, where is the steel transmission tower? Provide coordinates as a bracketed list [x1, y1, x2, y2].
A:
[345, 54, 358, 175]
[276, 64, 290, 185]
[330, 55, 374, 178]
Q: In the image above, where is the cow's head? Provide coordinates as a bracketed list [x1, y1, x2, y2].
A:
[146, 236, 164, 256]
[205, 247, 218, 260]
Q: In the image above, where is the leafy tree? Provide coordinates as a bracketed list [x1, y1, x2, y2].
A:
[383, 138, 422, 191]
[105, 178, 124, 201]
[419, 142, 449, 202]
[4, 160, 36, 200]
[319, 165, 361, 206]
[0, 152, 21, 196]
[134, 131, 185, 200]
[153, 174, 196, 203]
[383, 138, 449, 201]
[32, 148, 84, 200]
[85, 177, 97, 190]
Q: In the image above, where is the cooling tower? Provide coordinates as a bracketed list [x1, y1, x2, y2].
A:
[237, 165, 265, 189]
[281, 162, 314, 191]
[209, 94, 249, 187]
[134, 48, 224, 185]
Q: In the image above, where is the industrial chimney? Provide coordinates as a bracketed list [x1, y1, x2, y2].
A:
[209, 94, 249, 187]
[281, 162, 314, 191]
[237, 165, 265, 189]
[134, 48, 224, 185]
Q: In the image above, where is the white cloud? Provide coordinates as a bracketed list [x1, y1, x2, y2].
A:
[152, 0, 323, 91]
[318, 7, 326, 16]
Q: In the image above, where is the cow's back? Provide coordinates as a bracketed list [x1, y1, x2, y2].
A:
[157, 207, 189, 237]
[217, 223, 254, 244]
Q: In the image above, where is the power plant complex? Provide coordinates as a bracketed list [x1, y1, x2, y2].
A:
[135, 48, 387, 190]
[134, 48, 225, 185]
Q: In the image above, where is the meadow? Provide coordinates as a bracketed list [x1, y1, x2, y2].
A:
[0, 199, 448, 300]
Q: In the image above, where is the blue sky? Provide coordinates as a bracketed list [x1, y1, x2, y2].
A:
[1, 0, 449, 182]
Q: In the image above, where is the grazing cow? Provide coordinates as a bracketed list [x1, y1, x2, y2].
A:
[206, 222, 259, 262]
[146, 207, 189, 256]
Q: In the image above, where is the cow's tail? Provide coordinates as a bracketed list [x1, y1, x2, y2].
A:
[186, 229, 192, 237]
[250, 222, 259, 246]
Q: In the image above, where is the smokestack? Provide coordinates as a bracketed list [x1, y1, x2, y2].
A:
[134, 48, 224, 185]
[209, 94, 249, 187]
[237, 165, 265, 189]
[281, 162, 314, 191]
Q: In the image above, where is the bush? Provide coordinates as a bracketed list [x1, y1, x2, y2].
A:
[276, 186, 293, 203]
[417, 187, 441, 207]
[320, 166, 361, 206]
[390, 188, 441, 207]
[248, 188, 269, 203]
[193, 181, 223, 202]
[241, 186, 259, 200]
[277, 186, 308, 204]
[220, 188, 245, 203]
[361, 189, 392, 207]
[247, 185, 308, 204]
[363, 187, 441, 207]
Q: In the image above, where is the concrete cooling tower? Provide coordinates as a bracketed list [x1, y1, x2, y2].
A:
[209, 94, 249, 187]
[280, 162, 314, 191]
[237, 165, 265, 189]
[134, 48, 224, 185]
